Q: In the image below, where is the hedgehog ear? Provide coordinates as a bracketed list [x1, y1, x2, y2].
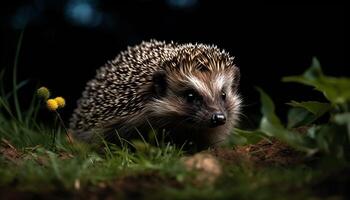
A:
[152, 70, 167, 97]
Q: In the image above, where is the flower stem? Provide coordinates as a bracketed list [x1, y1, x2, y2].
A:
[55, 111, 73, 144]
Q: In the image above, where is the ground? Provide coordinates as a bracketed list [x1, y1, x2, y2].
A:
[1, 135, 348, 200]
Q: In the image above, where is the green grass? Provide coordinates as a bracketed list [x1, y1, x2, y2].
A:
[0, 120, 337, 200]
[0, 35, 349, 199]
[1, 77, 348, 200]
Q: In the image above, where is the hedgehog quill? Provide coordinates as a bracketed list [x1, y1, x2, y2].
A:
[69, 40, 241, 150]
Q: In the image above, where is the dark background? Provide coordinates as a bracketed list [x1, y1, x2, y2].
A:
[0, 1, 347, 126]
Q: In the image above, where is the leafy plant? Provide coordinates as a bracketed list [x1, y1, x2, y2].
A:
[234, 57, 350, 161]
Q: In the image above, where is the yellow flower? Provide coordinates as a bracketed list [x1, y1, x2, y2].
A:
[47, 99, 58, 111]
[37, 87, 50, 99]
[54, 97, 66, 108]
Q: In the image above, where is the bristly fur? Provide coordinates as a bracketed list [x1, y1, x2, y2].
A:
[69, 40, 241, 149]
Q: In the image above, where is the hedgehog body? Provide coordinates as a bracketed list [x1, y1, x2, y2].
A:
[69, 40, 241, 149]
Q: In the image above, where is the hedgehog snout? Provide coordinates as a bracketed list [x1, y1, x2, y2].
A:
[210, 112, 226, 127]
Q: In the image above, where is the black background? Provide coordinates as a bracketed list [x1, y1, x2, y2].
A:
[0, 1, 347, 126]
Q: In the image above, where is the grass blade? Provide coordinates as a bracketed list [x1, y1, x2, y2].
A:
[13, 30, 25, 123]
[5, 79, 30, 100]
[0, 69, 7, 98]
[0, 97, 16, 119]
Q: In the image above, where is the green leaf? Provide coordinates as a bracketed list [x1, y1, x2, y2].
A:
[282, 57, 323, 86]
[334, 113, 350, 125]
[256, 87, 283, 132]
[287, 101, 331, 119]
[287, 107, 316, 128]
[304, 57, 323, 80]
[310, 124, 349, 159]
[256, 88, 313, 152]
[317, 77, 350, 105]
[228, 132, 248, 145]
[282, 57, 350, 105]
[334, 113, 350, 142]
[232, 128, 267, 145]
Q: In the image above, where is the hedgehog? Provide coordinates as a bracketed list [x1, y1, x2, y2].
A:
[69, 40, 241, 150]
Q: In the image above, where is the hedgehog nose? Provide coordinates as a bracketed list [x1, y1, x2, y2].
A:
[211, 112, 226, 127]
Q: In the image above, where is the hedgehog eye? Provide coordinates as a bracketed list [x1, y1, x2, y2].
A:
[184, 90, 201, 104]
[187, 93, 195, 102]
[221, 91, 226, 101]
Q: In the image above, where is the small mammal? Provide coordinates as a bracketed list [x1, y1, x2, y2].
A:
[69, 40, 241, 150]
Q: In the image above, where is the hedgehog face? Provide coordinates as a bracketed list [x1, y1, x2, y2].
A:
[173, 72, 240, 129]
[178, 85, 228, 128]
[150, 61, 241, 131]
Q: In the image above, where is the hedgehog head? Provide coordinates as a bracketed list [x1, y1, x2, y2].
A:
[148, 45, 241, 133]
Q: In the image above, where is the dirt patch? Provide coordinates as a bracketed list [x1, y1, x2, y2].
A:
[75, 171, 183, 200]
[208, 147, 250, 165]
[208, 138, 305, 167]
[240, 138, 304, 166]
[0, 187, 73, 200]
[0, 138, 23, 164]
[114, 172, 182, 198]
[0, 138, 75, 166]
[1, 172, 183, 200]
